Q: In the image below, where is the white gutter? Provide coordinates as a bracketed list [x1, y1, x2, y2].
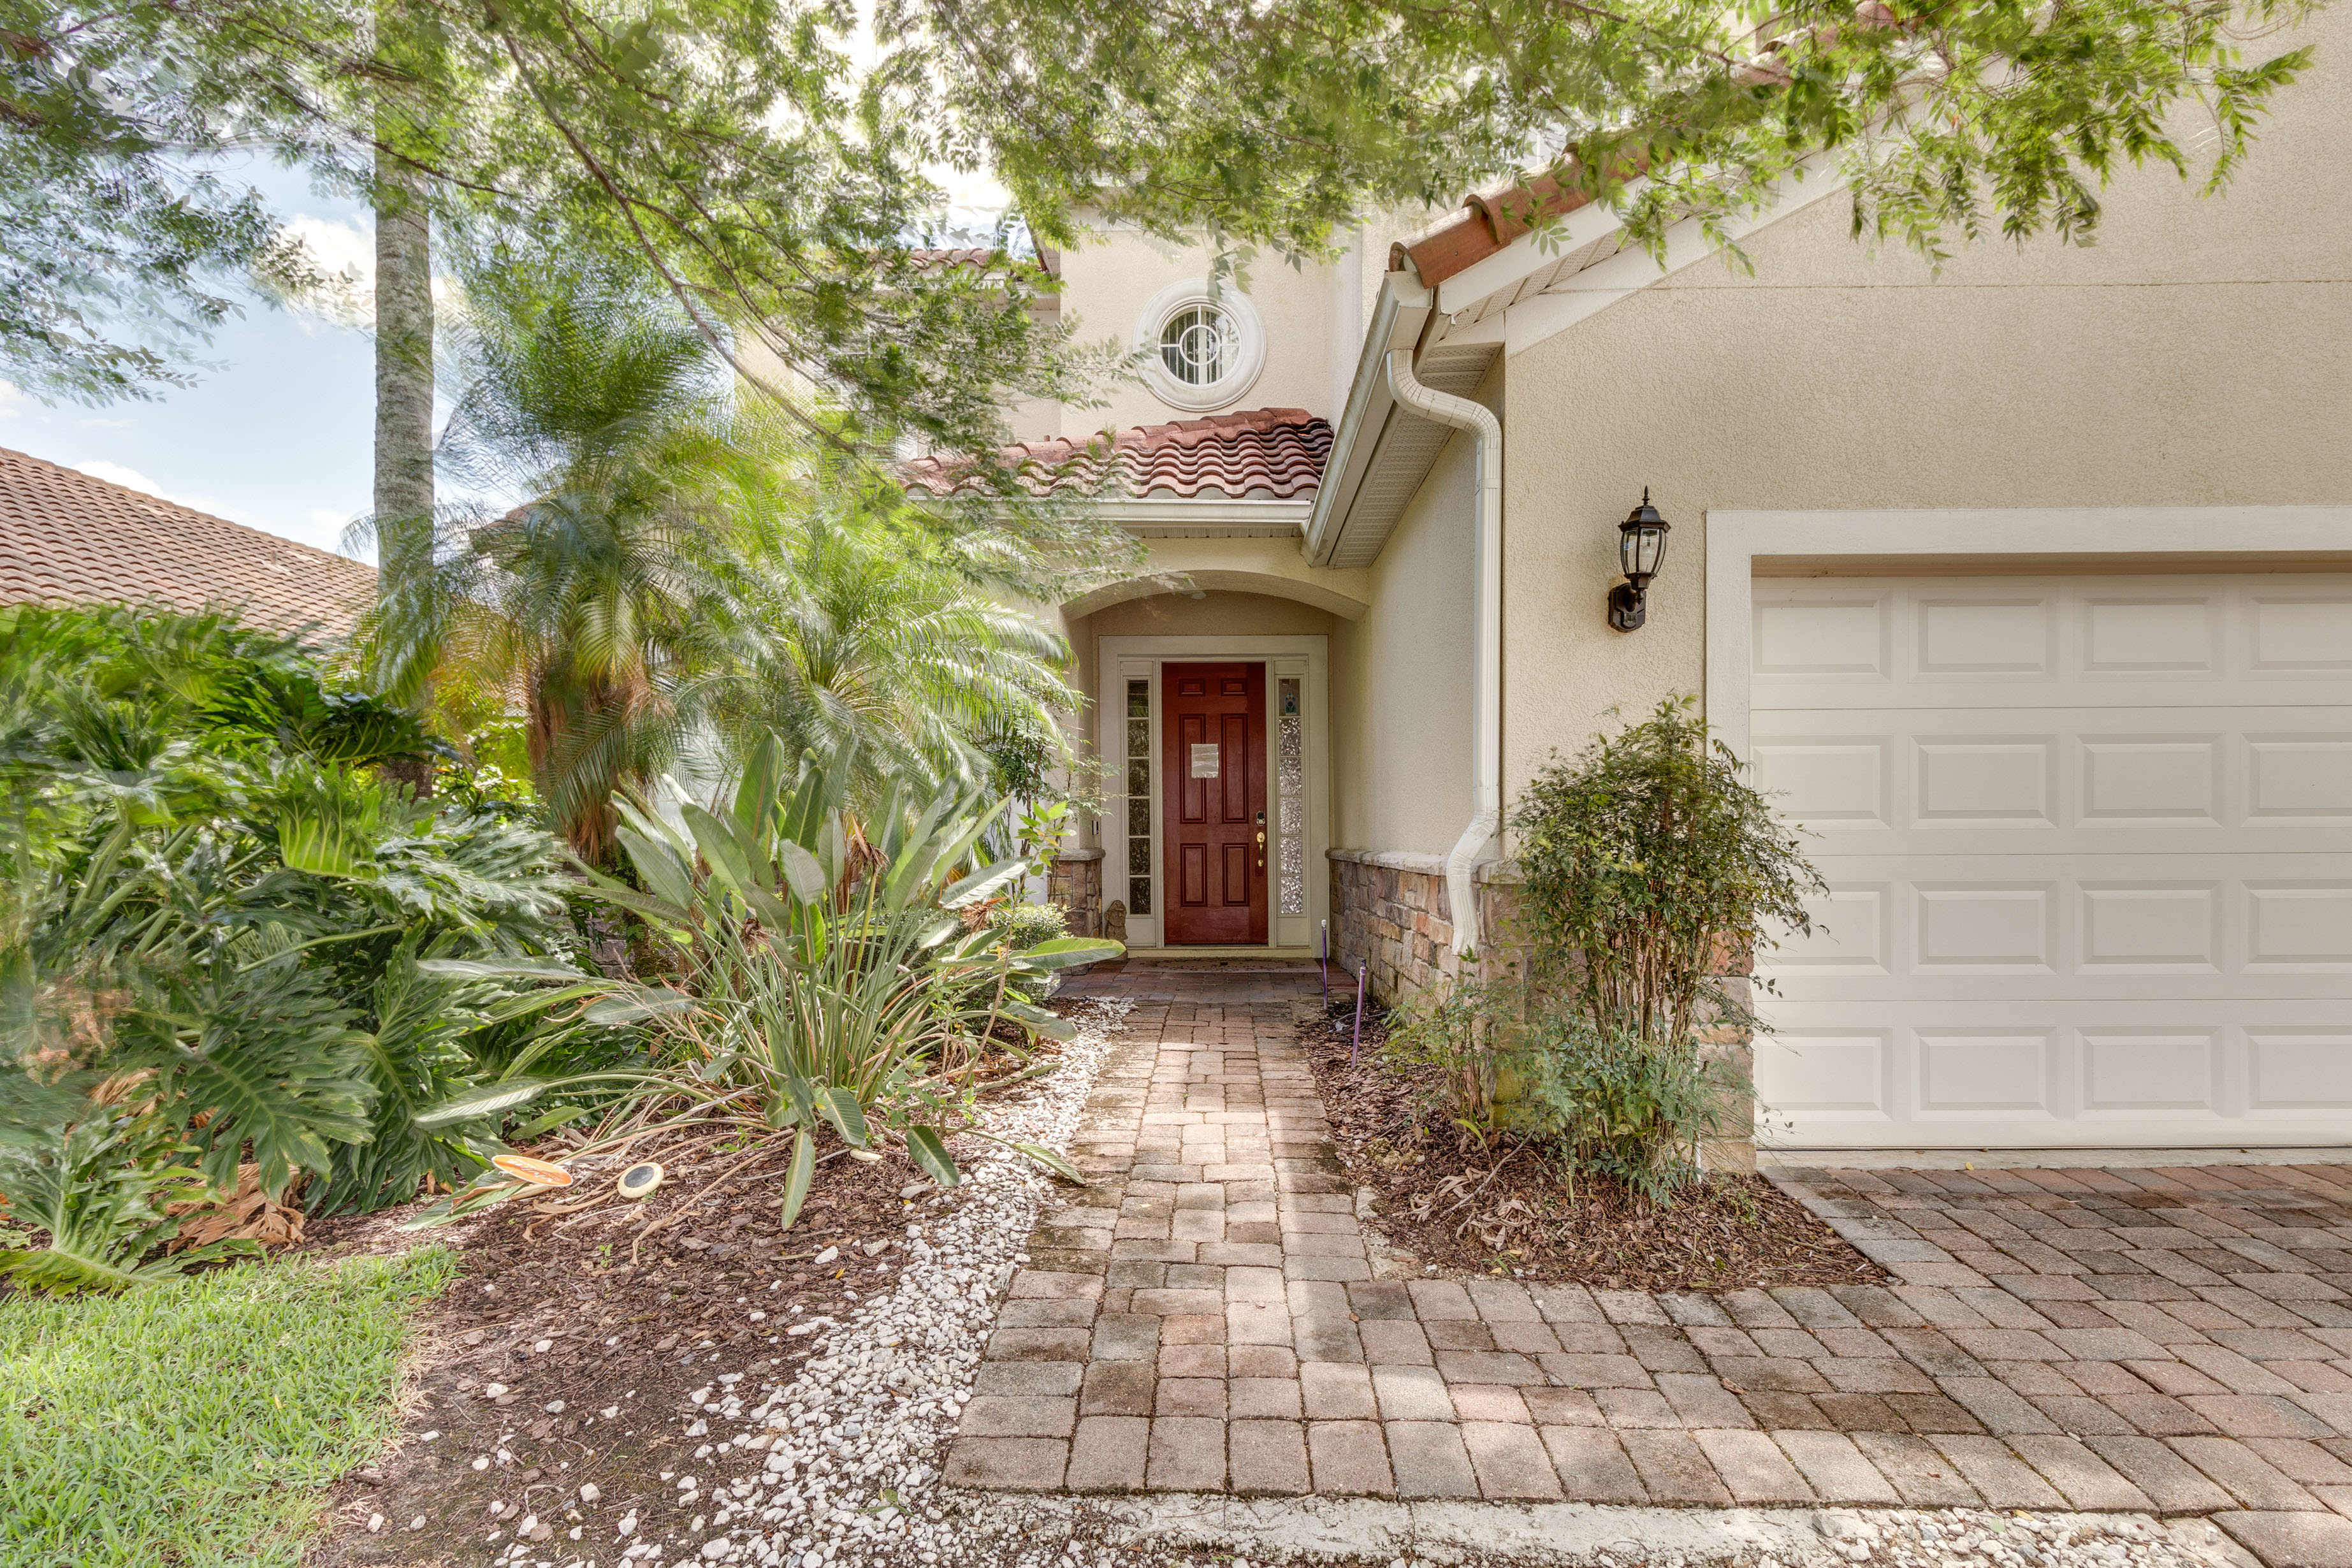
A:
[1384, 345, 1502, 957]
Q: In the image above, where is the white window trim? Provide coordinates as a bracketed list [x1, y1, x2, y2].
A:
[1134, 279, 1268, 413]
[1705, 505, 2352, 759]
[1097, 634, 1328, 950]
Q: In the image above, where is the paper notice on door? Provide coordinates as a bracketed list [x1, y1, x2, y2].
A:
[1189, 743, 1221, 779]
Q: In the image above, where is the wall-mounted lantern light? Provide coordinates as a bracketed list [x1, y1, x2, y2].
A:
[1608, 490, 1671, 632]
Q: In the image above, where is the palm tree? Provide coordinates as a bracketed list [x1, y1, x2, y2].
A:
[699, 447, 1076, 799]
[359, 253, 1078, 858]
[359, 256, 736, 858]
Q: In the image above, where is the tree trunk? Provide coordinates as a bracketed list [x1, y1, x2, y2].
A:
[374, 152, 435, 795]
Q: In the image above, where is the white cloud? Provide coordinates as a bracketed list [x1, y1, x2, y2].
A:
[279, 214, 375, 328]
[74, 459, 225, 517]
[306, 507, 349, 528]
[0, 381, 22, 419]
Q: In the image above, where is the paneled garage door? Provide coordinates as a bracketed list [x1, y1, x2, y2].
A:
[1750, 573, 2352, 1148]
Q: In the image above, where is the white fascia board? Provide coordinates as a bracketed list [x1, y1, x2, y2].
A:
[1303, 270, 1434, 567]
[1497, 164, 1847, 359]
[1431, 178, 1659, 317]
[1107, 498, 1312, 535]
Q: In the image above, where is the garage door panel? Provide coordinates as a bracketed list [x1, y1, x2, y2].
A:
[2082, 594, 2223, 675]
[1757, 709, 2352, 829]
[1915, 737, 2057, 825]
[1769, 855, 2352, 990]
[1917, 595, 2056, 676]
[2249, 1031, 2352, 1109]
[2251, 595, 2352, 672]
[1913, 883, 2056, 972]
[2080, 884, 2221, 971]
[1777, 885, 1891, 973]
[1753, 572, 2352, 1147]
[2080, 1029, 2224, 1115]
[2249, 736, 2352, 822]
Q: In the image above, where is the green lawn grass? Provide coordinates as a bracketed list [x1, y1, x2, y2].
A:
[0, 1247, 456, 1568]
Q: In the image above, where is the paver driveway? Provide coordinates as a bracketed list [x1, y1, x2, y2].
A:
[945, 962, 2352, 1565]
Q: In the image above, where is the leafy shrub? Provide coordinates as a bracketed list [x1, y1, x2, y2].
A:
[1385, 982, 1746, 1204]
[987, 901, 1068, 952]
[540, 736, 1119, 1213]
[1511, 697, 1821, 1047]
[1394, 699, 1822, 1200]
[0, 606, 591, 1287]
[982, 899, 1070, 1003]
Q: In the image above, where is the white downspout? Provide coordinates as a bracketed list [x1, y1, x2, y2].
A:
[1385, 347, 1502, 957]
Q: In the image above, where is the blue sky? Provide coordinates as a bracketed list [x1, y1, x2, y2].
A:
[0, 142, 1011, 566]
[1, 160, 386, 562]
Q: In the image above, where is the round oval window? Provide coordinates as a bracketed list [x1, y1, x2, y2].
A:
[1158, 304, 1235, 388]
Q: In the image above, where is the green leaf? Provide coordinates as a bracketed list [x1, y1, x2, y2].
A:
[682, 802, 759, 894]
[1013, 936, 1124, 969]
[996, 997, 1077, 1040]
[584, 987, 693, 1024]
[775, 841, 827, 904]
[1010, 1142, 1088, 1186]
[414, 1078, 547, 1128]
[774, 1067, 818, 1130]
[614, 824, 697, 911]
[479, 981, 611, 1025]
[904, 1126, 961, 1189]
[817, 1085, 869, 1149]
[416, 958, 587, 982]
[734, 733, 788, 843]
[940, 856, 1029, 910]
[777, 1129, 815, 1230]
[511, 1104, 590, 1140]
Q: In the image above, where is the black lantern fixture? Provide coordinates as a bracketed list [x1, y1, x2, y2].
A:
[1608, 489, 1671, 632]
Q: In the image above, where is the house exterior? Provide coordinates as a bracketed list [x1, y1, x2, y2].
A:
[945, 8, 2352, 1155]
[0, 445, 373, 635]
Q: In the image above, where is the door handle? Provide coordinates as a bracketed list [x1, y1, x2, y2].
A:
[1255, 829, 1266, 871]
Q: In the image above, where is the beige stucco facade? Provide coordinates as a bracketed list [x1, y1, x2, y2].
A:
[1497, 11, 2352, 798]
[1027, 15, 2351, 976]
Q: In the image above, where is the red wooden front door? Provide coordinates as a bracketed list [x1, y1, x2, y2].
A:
[1162, 662, 1268, 945]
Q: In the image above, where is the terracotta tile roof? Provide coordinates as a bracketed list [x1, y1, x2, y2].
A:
[1394, 166, 1606, 287]
[0, 445, 374, 636]
[906, 247, 1000, 272]
[905, 407, 1332, 501]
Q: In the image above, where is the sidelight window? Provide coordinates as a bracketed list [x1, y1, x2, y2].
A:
[1124, 678, 1152, 915]
[1277, 676, 1304, 915]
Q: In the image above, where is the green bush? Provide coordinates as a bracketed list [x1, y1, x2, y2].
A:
[0, 1247, 455, 1567]
[1386, 982, 1746, 1205]
[0, 606, 597, 1288]
[1395, 698, 1822, 1200]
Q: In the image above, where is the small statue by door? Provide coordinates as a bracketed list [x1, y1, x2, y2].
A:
[1104, 900, 1128, 945]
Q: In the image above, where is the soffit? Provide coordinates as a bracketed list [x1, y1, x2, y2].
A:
[1317, 338, 1499, 570]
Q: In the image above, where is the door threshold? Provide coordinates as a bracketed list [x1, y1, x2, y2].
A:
[1110, 945, 1316, 961]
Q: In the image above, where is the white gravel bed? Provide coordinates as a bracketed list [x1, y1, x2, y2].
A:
[489, 996, 1131, 1568]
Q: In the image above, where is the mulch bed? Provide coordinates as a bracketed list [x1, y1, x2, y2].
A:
[1298, 1003, 1885, 1295]
[299, 1050, 1052, 1566]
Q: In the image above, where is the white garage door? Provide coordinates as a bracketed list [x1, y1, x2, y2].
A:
[1750, 573, 2352, 1149]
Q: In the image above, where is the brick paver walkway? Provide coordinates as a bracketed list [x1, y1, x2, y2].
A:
[945, 964, 2352, 1563]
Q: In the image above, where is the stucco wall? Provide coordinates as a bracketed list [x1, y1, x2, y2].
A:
[1055, 231, 1348, 431]
[1497, 11, 2352, 802]
[1084, 589, 1338, 642]
[1330, 365, 1499, 854]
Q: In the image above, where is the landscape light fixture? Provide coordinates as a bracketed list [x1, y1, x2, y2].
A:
[1608, 489, 1671, 631]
